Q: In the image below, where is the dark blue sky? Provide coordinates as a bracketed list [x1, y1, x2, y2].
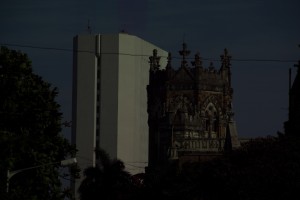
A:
[1, 0, 299, 139]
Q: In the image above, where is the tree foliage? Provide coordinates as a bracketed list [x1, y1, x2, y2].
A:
[78, 148, 135, 200]
[0, 46, 77, 199]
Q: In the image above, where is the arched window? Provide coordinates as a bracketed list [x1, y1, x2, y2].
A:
[213, 112, 219, 132]
[203, 102, 220, 137]
[205, 111, 210, 131]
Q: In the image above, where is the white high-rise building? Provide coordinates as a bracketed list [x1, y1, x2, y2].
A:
[71, 33, 167, 198]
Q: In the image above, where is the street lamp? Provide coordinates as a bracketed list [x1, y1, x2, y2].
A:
[6, 157, 77, 193]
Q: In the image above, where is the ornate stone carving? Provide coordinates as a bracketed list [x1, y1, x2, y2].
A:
[147, 44, 238, 168]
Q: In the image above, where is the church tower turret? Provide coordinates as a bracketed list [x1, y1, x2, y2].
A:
[147, 44, 240, 169]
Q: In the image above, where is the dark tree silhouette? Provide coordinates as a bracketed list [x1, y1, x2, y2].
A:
[0, 46, 78, 199]
[78, 148, 135, 200]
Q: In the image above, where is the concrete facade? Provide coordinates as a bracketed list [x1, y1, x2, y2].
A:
[72, 33, 167, 198]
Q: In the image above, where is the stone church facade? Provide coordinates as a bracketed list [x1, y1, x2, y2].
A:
[147, 43, 240, 168]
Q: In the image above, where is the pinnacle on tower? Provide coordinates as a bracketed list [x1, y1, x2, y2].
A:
[220, 48, 232, 69]
[167, 52, 172, 68]
[149, 49, 161, 71]
[179, 43, 191, 67]
[191, 52, 202, 68]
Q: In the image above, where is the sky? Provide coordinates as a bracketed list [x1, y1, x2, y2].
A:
[1, 0, 300, 140]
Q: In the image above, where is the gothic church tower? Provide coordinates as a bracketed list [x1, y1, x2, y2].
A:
[147, 43, 240, 168]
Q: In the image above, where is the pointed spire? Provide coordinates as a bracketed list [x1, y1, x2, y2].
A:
[220, 48, 232, 87]
[179, 43, 191, 67]
[167, 52, 172, 68]
[191, 52, 202, 68]
[208, 62, 215, 72]
[220, 48, 232, 69]
[149, 49, 161, 72]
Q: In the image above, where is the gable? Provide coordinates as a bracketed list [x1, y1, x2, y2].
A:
[171, 67, 194, 83]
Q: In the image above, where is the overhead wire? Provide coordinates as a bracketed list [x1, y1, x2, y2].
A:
[0, 43, 298, 63]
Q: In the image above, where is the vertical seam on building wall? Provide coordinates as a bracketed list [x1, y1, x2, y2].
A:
[96, 34, 101, 150]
